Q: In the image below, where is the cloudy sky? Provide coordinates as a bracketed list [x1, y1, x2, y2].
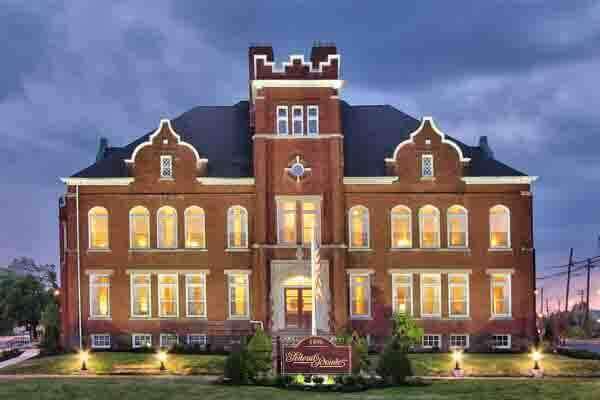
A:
[1, 1, 599, 308]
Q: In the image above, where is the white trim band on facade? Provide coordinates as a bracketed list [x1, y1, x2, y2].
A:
[125, 269, 211, 275]
[387, 268, 472, 275]
[224, 269, 252, 275]
[461, 176, 538, 185]
[253, 133, 343, 140]
[84, 269, 114, 275]
[345, 268, 375, 275]
[196, 177, 255, 185]
[486, 268, 516, 275]
[251, 79, 344, 90]
[61, 178, 134, 186]
[253, 54, 341, 78]
[343, 177, 397, 185]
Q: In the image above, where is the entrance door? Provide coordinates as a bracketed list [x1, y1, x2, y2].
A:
[284, 288, 312, 329]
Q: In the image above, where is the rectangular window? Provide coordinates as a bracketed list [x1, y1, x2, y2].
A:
[422, 334, 441, 349]
[277, 200, 297, 245]
[89, 274, 110, 318]
[276, 197, 320, 245]
[132, 334, 152, 349]
[420, 274, 441, 317]
[158, 273, 179, 317]
[91, 334, 111, 349]
[186, 273, 206, 317]
[449, 334, 469, 349]
[228, 273, 250, 319]
[350, 273, 371, 318]
[160, 333, 178, 348]
[130, 209, 150, 249]
[187, 334, 208, 346]
[307, 105, 319, 135]
[301, 200, 319, 245]
[392, 274, 412, 315]
[131, 273, 151, 318]
[160, 155, 173, 178]
[447, 209, 468, 248]
[292, 105, 304, 135]
[421, 154, 434, 177]
[276, 106, 289, 135]
[491, 273, 511, 317]
[448, 273, 469, 317]
[491, 334, 511, 349]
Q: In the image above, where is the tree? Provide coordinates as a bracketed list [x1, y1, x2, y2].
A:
[8, 257, 57, 289]
[391, 312, 424, 351]
[0, 275, 51, 339]
[41, 301, 61, 353]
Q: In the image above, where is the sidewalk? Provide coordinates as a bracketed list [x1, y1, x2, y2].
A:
[0, 348, 40, 370]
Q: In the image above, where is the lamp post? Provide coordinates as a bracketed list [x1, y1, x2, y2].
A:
[530, 349, 543, 378]
[79, 350, 89, 371]
[157, 350, 167, 371]
[451, 350, 464, 377]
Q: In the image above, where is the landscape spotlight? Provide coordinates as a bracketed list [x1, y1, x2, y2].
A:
[531, 349, 542, 370]
[79, 350, 89, 371]
[53, 289, 60, 297]
[452, 349, 463, 371]
[157, 350, 167, 371]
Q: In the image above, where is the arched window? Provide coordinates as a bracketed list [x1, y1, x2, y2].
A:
[157, 206, 178, 249]
[419, 205, 440, 248]
[490, 205, 510, 249]
[88, 206, 109, 249]
[391, 205, 412, 248]
[129, 206, 150, 249]
[447, 205, 468, 248]
[227, 206, 248, 249]
[348, 205, 369, 249]
[185, 206, 206, 249]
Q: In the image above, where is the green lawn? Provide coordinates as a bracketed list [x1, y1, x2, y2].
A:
[0, 378, 599, 400]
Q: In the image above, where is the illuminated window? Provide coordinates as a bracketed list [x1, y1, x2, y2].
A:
[392, 273, 412, 315]
[228, 273, 250, 319]
[160, 333, 178, 348]
[307, 105, 319, 135]
[227, 206, 248, 249]
[420, 273, 441, 317]
[421, 154, 434, 177]
[348, 205, 369, 249]
[185, 206, 205, 249]
[132, 334, 152, 349]
[131, 273, 151, 318]
[490, 205, 510, 249]
[349, 273, 371, 318]
[491, 273, 511, 317]
[91, 334, 111, 349]
[419, 205, 440, 248]
[391, 205, 412, 248]
[276, 198, 320, 245]
[88, 206, 109, 249]
[277, 200, 297, 245]
[160, 155, 173, 178]
[422, 334, 441, 349]
[448, 273, 469, 317]
[89, 274, 110, 318]
[301, 201, 319, 245]
[157, 206, 178, 249]
[447, 205, 468, 248]
[276, 106, 288, 135]
[186, 273, 206, 317]
[292, 105, 303, 135]
[158, 273, 178, 317]
[129, 206, 150, 249]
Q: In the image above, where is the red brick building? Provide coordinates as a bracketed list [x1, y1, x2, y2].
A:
[59, 44, 537, 352]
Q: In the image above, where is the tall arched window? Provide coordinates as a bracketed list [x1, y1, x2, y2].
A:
[391, 205, 412, 248]
[227, 206, 248, 249]
[129, 206, 150, 249]
[88, 207, 109, 249]
[348, 205, 369, 249]
[419, 205, 440, 248]
[185, 206, 206, 249]
[490, 205, 510, 249]
[157, 206, 178, 249]
[447, 205, 468, 248]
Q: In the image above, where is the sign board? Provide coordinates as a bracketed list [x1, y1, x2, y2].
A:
[281, 336, 352, 375]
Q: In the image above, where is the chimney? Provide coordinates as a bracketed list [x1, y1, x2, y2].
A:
[479, 136, 494, 159]
[310, 42, 337, 67]
[96, 137, 109, 162]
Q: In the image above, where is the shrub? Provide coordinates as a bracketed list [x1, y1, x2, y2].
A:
[376, 338, 413, 384]
[245, 328, 272, 379]
[566, 326, 586, 339]
[391, 313, 423, 351]
[312, 375, 324, 385]
[40, 301, 60, 354]
[303, 375, 312, 384]
[224, 347, 249, 384]
[336, 331, 369, 374]
[556, 347, 600, 360]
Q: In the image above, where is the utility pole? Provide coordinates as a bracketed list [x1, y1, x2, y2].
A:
[584, 258, 592, 329]
[565, 248, 573, 312]
[545, 298, 549, 315]
[539, 287, 544, 316]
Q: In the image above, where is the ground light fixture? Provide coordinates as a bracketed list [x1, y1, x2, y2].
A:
[79, 350, 89, 371]
[157, 350, 167, 371]
[451, 349, 464, 377]
[531, 349, 542, 370]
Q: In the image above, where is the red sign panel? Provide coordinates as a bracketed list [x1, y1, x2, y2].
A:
[281, 336, 352, 375]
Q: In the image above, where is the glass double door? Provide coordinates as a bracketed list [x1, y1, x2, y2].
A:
[284, 288, 312, 329]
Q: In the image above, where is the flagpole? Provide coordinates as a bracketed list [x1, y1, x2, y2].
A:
[311, 232, 317, 337]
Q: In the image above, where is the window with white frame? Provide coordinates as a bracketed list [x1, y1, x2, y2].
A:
[392, 273, 412, 315]
[422, 334, 441, 349]
[91, 334, 111, 349]
[490, 205, 511, 249]
[448, 273, 469, 318]
[160, 155, 173, 178]
[292, 105, 303, 135]
[449, 334, 469, 349]
[277, 199, 297, 245]
[301, 200, 319, 245]
[348, 206, 370, 249]
[132, 334, 152, 349]
[307, 105, 319, 135]
[491, 273, 511, 317]
[420, 273, 441, 317]
[391, 205, 412, 248]
[276, 197, 320, 245]
[160, 333, 178, 348]
[227, 206, 248, 249]
[88, 206, 109, 249]
[89, 273, 110, 318]
[130, 273, 151, 317]
[187, 334, 208, 346]
[447, 205, 468, 248]
[491, 334, 511, 349]
[157, 206, 177, 249]
[419, 205, 440, 248]
[186, 273, 206, 317]
[158, 273, 178, 317]
[421, 154, 434, 178]
[185, 206, 206, 248]
[228, 273, 250, 319]
[276, 106, 289, 135]
[129, 206, 150, 249]
[349, 273, 371, 318]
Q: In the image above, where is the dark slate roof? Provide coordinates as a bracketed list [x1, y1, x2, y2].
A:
[72, 100, 526, 179]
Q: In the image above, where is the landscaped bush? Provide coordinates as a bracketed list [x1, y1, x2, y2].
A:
[376, 339, 413, 384]
[40, 301, 60, 354]
[245, 328, 272, 379]
[224, 347, 249, 384]
[556, 347, 600, 360]
[336, 331, 370, 374]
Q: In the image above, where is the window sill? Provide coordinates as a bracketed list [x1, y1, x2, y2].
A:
[390, 248, 470, 253]
[88, 317, 111, 321]
[128, 317, 181, 321]
[488, 248, 513, 252]
[348, 248, 373, 252]
[417, 316, 443, 320]
[129, 248, 208, 253]
[184, 316, 208, 320]
[225, 248, 251, 253]
[158, 177, 174, 182]
[227, 317, 250, 321]
[420, 177, 436, 181]
[87, 249, 111, 253]
[490, 316, 513, 321]
[447, 316, 471, 320]
[350, 316, 372, 320]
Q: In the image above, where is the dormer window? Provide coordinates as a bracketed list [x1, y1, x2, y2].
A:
[277, 106, 288, 135]
[307, 105, 319, 135]
[292, 106, 303, 135]
[160, 155, 173, 178]
[421, 154, 434, 178]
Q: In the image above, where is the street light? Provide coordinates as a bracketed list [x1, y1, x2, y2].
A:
[157, 350, 167, 371]
[79, 350, 89, 371]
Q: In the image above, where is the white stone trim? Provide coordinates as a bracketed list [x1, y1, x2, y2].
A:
[252, 54, 341, 79]
[253, 133, 342, 140]
[486, 268, 515, 275]
[126, 269, 210, 275]
[60, 178, 134, 186]
[387, 268, 472, 275]
[224, 269, 252, 275]
[196, 177, 255, 185]
[343, 177, 397, 185]
[84, 269, 114, 275]
[462, 176, 538, 185]
[345, 268, 375, 275]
